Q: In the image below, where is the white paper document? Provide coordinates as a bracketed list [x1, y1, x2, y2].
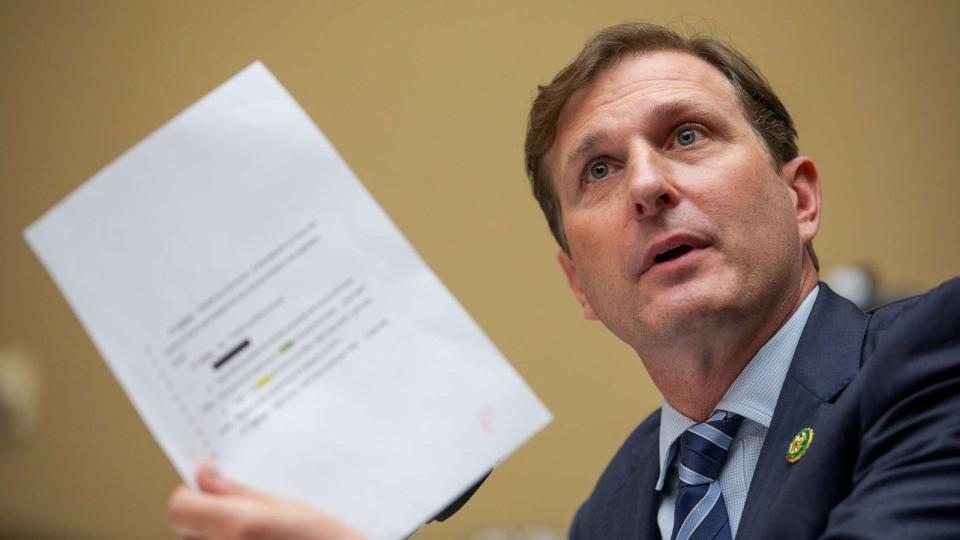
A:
[25, 62, 551, 539]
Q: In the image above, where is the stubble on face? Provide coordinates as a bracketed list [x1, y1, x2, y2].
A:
[548, 51, 809, 360]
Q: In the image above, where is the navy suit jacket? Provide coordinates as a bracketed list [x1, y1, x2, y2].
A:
[569, 279, 960, 539]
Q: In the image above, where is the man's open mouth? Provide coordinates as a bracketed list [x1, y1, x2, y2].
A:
[653, 244, 694, 265]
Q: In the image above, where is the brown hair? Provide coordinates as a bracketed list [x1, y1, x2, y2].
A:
[524, 22, 818, 269]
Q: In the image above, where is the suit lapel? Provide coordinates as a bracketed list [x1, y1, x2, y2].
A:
[607, 420, 663, 539]
[737, 284, 867, 538]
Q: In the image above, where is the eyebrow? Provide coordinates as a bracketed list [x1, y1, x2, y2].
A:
[563, 99, 718, 170]
[566, 133, 605, 170]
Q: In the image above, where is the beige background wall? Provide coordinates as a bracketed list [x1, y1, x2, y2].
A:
[2, 1, 958, 538]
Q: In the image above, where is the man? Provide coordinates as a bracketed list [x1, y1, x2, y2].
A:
[168, 22, 960, 539]
[531, 22, 959, 539]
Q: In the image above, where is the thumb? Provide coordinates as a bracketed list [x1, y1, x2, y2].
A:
[195, 463, 266, 500]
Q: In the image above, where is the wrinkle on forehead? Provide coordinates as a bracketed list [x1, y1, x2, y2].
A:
[548, 50, 745, 174]
[569, 53, 740, 131]
[567, 99, 724, 169]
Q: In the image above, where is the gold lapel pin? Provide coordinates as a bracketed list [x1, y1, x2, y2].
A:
[786, 427, 814, 463]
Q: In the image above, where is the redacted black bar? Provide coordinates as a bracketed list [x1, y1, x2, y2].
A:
[213, 339, 250, 370]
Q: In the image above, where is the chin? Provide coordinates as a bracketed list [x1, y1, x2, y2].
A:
[638, 275, 741, 335]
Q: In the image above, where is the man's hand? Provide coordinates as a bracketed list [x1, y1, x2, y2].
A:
[167, 464, 367, 540]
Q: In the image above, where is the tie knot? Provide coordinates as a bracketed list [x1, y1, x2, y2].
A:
[677, 411, 744, 485]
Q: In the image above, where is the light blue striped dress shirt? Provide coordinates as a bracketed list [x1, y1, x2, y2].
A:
[655, 286, 819, 539]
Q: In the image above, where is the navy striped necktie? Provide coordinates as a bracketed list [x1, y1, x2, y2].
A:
[670, 410, 744, 540]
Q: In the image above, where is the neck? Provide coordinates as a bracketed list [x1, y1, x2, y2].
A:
[642, 265, 819, 422]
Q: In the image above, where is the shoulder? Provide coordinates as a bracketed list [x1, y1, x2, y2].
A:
[570, 410, 660, 538]
[822, 277, 960, 537]
[859, 276, 960, 373]
[862, 276, 960, 355]
[853, 277, 960, 422]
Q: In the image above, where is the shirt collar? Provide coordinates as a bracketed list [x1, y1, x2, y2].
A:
[654, 286, 820, 490]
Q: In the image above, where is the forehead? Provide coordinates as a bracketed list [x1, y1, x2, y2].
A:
[548, 50, 745, 162]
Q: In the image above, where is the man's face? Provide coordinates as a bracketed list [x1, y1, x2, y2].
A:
[547, 51, 819, 352]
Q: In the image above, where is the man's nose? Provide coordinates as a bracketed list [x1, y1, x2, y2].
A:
[627, 147, 678, 219]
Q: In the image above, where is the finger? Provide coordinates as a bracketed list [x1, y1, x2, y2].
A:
[196, 463, 267, 500]
[166, 484, 206, 536]
[167, 483, 236, 537]
[195, 463, 230, 494]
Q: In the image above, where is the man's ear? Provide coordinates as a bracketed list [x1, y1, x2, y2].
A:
[782, 156, 822, 245]
[557, 250, 598, 320]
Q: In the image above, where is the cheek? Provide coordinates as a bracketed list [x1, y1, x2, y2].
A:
[722, 162, 792, 221]
[564, 218, 627, 287]
[733, 184, 801, 262]
[564, 207, 621, 255]
[700, 170, 797, 255]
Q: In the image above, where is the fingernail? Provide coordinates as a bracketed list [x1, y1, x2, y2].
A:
[199, 463, 221, 486]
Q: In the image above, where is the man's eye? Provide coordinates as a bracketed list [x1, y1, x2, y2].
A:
[588, 161, 610, 181]
[676, 127, 701, 147]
